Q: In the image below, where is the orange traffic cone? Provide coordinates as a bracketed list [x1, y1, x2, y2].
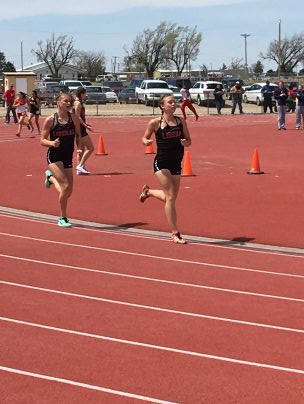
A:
[247, 148, 264, 175]
[182, 150, 194, 176]
[96, 135, 107, 155]
[145, 143, 155, 154]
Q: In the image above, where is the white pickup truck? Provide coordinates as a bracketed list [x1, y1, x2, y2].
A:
[135, 79, 173, 106]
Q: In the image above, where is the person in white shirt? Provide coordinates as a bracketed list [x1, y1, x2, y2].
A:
[179, 85, 198, 121]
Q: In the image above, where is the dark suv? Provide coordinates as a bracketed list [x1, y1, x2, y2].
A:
[161, 77, 193, 90]
[221, 78, 244, 99]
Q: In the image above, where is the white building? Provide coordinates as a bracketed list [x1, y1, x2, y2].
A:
[19, 61, 84, 80]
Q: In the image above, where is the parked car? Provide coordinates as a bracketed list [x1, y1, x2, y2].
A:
[189, 81, 224, 106]
[103, 80, 124, 94]
[162, 77, 193, 90]
[79, 80, 92, 87]
[36, 85, 70, 106]
[169, 85, 183, 103]
[135, 79, 173, 106]
[243, 82, 278, 106]
[59, 80, 84, 92]
[118, 87, 137, 104]
[84, 85, 107, 104]
[100, 86, 118, 103]
[43, 81, 60, 89]
[129, 79, 143, 89]
[42, 74, 53, 81]
[221, 78, 245, 99]
[96, 74, 114, 82]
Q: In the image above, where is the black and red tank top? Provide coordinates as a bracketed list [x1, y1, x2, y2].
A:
[155, 116, 184, 158]
[50, 112, 76, 151]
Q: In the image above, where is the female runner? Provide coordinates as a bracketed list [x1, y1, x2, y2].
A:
[140, 94, 192, 244]
[28, 90, 41, 135]
[73, 86, 94, 175]
[40, 91, 81, 227]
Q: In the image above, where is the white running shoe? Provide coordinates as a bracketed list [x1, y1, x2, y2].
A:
[76, 165, 90, 175]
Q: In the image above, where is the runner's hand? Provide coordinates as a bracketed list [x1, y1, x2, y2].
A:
[53, 138, 60, 148]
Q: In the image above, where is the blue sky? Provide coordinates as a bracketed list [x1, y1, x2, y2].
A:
[1, 0, 303, 74]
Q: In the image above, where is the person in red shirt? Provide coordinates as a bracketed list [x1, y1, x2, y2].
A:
[3, 83, 18, 124]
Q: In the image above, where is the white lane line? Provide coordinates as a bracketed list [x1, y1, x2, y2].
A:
[1, 318, 304, 376]
[1, 281, 304, 331]
[1, 253, 304, 303]
[1, 211, 304, 258]
[1, 233, 303, 281]
[0, 366, 176, 404]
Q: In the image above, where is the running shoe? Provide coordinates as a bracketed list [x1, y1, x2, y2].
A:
[172, 232, 187, 244]
[58, 217, 72, 227]
[45, 170, 53, 188]
[139, 184, 150, 203]
[76, 165, 90, 175]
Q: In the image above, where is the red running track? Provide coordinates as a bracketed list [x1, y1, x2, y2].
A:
[1, 113, 304, 248]
[1, 212, 304, 403]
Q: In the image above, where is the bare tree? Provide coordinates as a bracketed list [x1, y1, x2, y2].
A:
[260, 33, 304, 75]
[32, 34, 77, 77]
[165, 26, 202, 74]
[229, 58, 244, 70]
[129, 21, 177, 78]
[73, 51, 106, 80]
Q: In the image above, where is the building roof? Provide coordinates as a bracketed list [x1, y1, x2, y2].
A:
[19, 61, 84, 73]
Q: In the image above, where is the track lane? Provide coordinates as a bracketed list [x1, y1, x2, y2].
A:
[1, 321, 304, 404]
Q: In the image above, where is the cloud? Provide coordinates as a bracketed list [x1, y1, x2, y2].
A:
[0, 0, 253, 20]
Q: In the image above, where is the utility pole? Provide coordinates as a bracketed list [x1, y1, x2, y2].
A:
[240, 34, 251, 80]
[112, 56, 119, 75]
[21, 41, 24, 71]
[278, 20, 281, 81]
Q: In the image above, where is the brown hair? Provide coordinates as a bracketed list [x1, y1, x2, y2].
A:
[56, 90, 74, 105]
[76, 86, 86, 98]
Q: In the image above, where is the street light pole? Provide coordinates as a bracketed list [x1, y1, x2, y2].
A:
[278, 19, 281, 81]
[240, 33, 251, 80]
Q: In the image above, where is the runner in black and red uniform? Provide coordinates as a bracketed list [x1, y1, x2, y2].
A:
[73, 87, 94, 175]
[140, 94, 192, 244]
[40, 91, 81, 227]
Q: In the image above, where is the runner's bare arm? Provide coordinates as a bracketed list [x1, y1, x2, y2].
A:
[40, 116, 59, 147]
[142, 118, 158, 146]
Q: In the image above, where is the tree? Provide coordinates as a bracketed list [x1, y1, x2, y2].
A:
[229, 58, 244, 70]
[32, 34, 77, 77]
[165, 25, 202, 74]
[220, 63, 228, 70]
[251, 60, 264, 78]
[129, 21, 178, 78]
[260, 33, 304, 75]
[73, 51, 106, 80]
[0, 51, 15, 74]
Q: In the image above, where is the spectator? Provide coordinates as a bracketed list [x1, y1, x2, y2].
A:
[287, 85, 296, 113]
[274, 81, 289, 130]
[213, 84, 225, 114]
[3, 83, 18, 124]
[261, 80, 274, 113]
[295, 85, 304, 130]
[230, 81, 244, 114]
